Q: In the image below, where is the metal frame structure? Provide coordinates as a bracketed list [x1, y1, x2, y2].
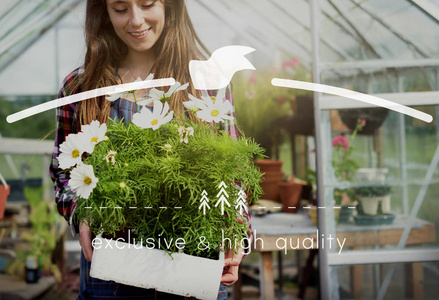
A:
[310, 1, 439, 298]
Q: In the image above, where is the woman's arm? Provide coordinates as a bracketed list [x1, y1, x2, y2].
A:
[213, 86, 253, 286]
[49, 68, 82, 235]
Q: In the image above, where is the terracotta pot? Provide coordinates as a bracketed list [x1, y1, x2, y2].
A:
[256, 160, 284, 202]
[278, 182, 302, 213]
[255, 159, 283, 173]
[0, 185, 10, 219]
[262, 171, 284, 182]
[260, 172, 284, 202]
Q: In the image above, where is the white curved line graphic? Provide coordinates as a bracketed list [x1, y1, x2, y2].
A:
[6, 78, 175, 124]
[272, 78, 433, 123]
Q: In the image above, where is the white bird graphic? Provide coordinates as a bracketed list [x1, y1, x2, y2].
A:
[189, 45, 256, 90]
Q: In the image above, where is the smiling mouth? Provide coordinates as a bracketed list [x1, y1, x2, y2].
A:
[130, 28, 151, 36]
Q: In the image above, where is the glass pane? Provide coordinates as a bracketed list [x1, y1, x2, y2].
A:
[326, 104, 439, 244]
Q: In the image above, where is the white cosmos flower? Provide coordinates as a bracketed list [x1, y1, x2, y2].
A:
[68, 164, 99, 199]
[183, 94, 208, 112]
[58, 133, 89, 169]
[132, 100, 174, 130]
[103, 150, 117, 165]
[193, 89, 233, 123]
[81, 120, 107, 152]
[106, 77, 142, 102]
[106, 74, 154, 102]
[137, 81, 189, 106]
[178, 126, 194, 144]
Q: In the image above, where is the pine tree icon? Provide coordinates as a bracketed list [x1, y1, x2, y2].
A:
[215, 181, 230, 215]
[235, 190, 247, 215]
[198, 190, 211, 215]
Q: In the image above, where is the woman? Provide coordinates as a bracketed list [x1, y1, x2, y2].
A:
[50, 0, 246, 298]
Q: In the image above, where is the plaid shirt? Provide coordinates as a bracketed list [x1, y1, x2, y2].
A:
[49, 67, 249, 240]
[49, 66, 84, 235]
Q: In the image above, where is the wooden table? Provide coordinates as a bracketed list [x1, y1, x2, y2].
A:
[239, 213, 436, 300]
[0, 275, 56, 300]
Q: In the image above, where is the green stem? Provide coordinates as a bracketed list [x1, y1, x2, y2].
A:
[349, 123, 362, 144]
[132, 92, 138, 113]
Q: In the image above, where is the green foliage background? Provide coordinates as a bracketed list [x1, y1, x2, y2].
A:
[0, 97, 55, 139]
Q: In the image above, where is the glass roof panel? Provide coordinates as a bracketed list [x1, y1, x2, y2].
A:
[0, 0, 438, 95]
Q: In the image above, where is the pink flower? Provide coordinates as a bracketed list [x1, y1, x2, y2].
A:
[358, 118, 366, 127]
[332, 135, 349, 151]
[281, 58, 301, 69]
[248, 74, 257, 85]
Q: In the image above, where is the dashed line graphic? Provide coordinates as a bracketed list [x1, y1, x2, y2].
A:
[85, 206, 357, 210]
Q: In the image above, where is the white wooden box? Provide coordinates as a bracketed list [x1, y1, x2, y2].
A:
[90, 236, 224, 299]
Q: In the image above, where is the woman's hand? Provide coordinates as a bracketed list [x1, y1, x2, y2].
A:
[79, 221, 93, 262]
[220, 247, 245, 286]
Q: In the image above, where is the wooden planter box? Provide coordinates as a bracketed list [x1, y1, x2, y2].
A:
[90, 236, 224, 299]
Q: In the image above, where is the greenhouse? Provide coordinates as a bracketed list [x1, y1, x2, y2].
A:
[0, 0, 438, 299]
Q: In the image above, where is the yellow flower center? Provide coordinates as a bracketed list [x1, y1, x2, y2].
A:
[211, 110, 219, 117]
[72, 149, 80, 158]
[151, 119, 158, 125]
[91, 137, 98, 143]
[119, 182, 126, 189]
[84, 176, 92, 185]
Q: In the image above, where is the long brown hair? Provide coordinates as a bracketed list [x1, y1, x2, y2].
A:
[75, 0, 209, 126]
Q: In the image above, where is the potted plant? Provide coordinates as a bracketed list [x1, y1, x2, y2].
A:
[339, 107, 389, 135]
[331, 119, 365, 222]
[255, 159, 284, 202]
[6, 186, 61, 282]
[233, 58, 311, 157]
[354, 184, 392, 215]
[57, 85, 264, 298]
